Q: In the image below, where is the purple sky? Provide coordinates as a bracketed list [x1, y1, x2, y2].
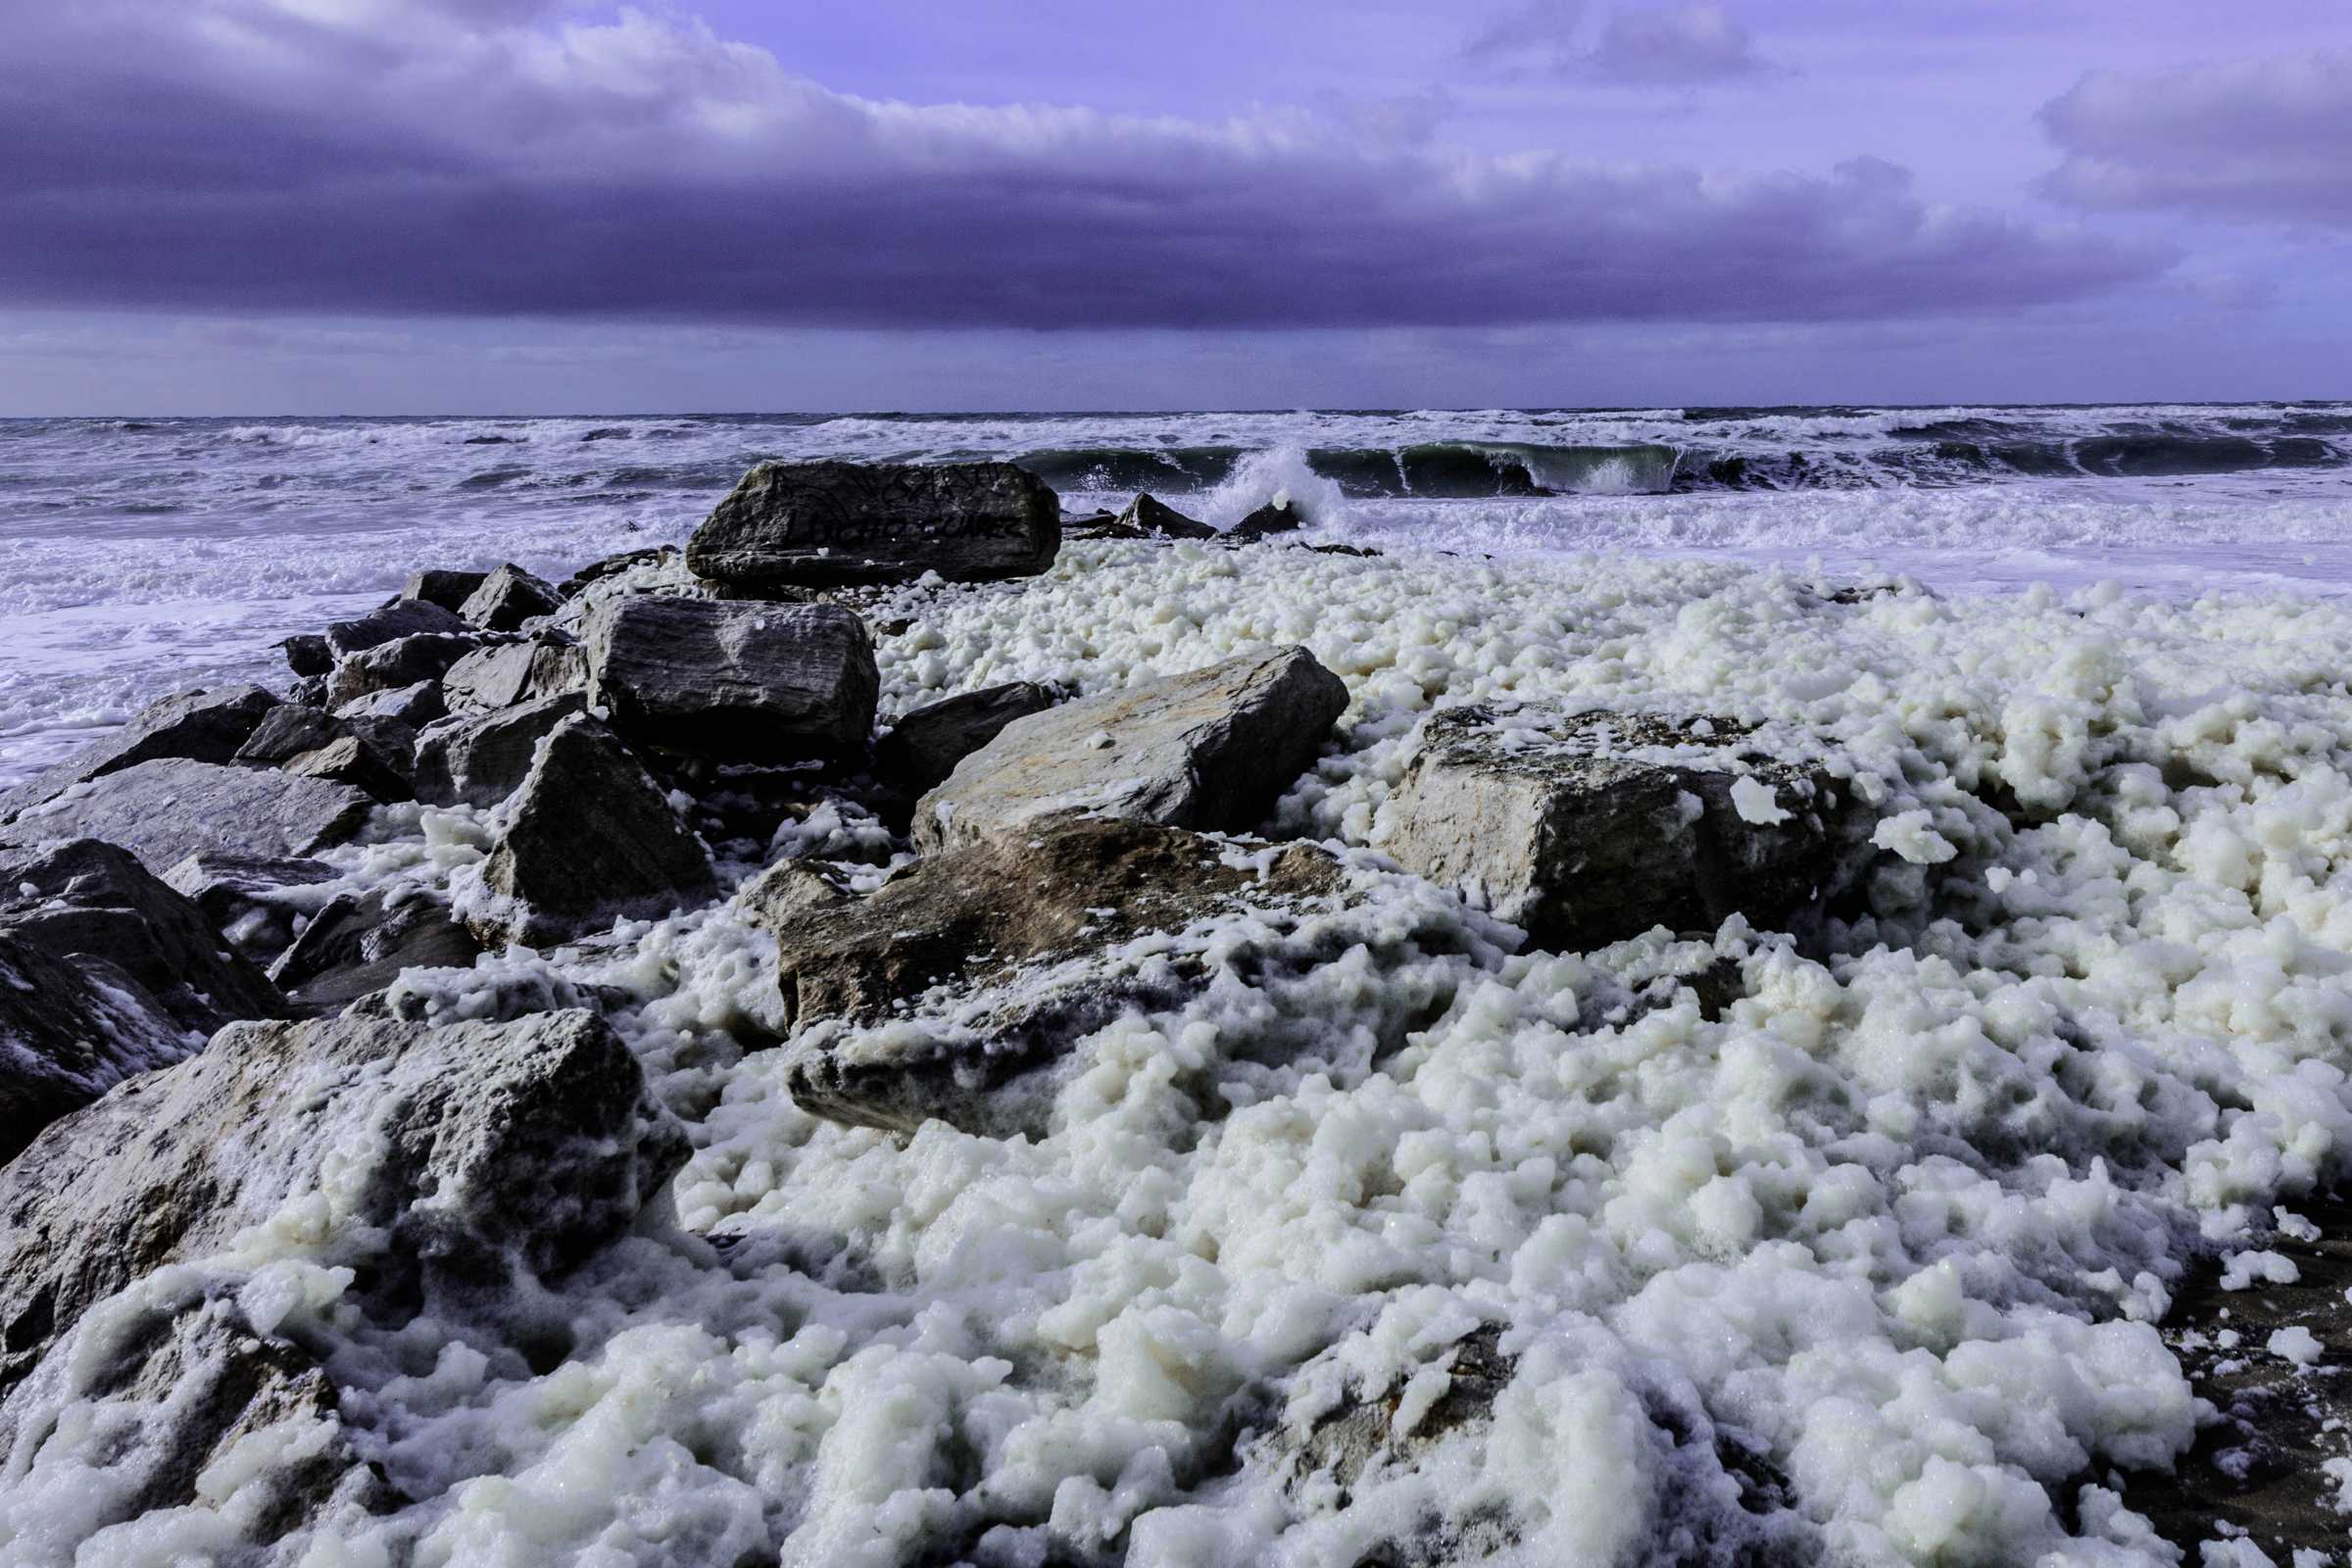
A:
[4, 0, 2348, 413]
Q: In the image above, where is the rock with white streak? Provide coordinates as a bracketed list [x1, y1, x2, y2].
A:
[913, 647, 1348, 853]
[581, 594, 877, 761]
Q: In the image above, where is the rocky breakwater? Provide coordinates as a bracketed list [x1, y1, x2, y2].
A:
[0, 457, 1921, 1561]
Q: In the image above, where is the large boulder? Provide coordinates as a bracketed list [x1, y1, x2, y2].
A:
[1381, 706, 1866, 952]
[459, 563, 562, 632]
[750, 817, 1360, 1136]
[0, 934, 190, 1165]
[477, 714, 716, 943]
[874, 680, 1061, 796]
[413, 692, 587, 808]
[580, 595, 878, 762]
[684, 460, 1060, 589]
[322, 598, 468, 658]
[269, 887, 483, 1014]
[913, 647, 1348, 853]
[0, 1007, 686, 1401]
[0, 838, 285, 1034]
[0, 760, 376, 873]
[0, 684, 280, 824]
[441, 630, 588, 714]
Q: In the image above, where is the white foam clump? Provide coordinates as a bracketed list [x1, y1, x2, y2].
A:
[24, 540, 2352, 1564]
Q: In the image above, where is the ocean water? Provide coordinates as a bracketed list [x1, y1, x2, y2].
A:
[4, 402, 2351, 787]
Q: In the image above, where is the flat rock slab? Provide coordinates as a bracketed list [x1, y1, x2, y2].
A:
[0, 684, 280, 824]
[0, 934, 190, 1165]
[0, 1007, 686, 1403]
[874, 680, 1061, 795]
[581, 595, 878, 761]
[0, 838, 285, 1034]
[685, 460, 1060, 589]
[0, 759, 376, 873]
[913, 646, 1348, 853]
[1381, 706, 1864, 952]
[478, 714, 716, 943]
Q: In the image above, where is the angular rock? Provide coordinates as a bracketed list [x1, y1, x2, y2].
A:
[336, 679, 446, 728]
[1381, 707, 1865, 951]
[478, 714, 715, 943]
[685, 460, 1060, 589]
[0, 1007, 688, 1400]
[401, 566, 490, 612]
[581, 595, 878, 762]
[270, 887, 482, 1013]
[0, 759, 375, 873]
[287, 674, 330, 708]
[754, 817, 1353, 1136]
[0, 838, 285, 1034]
[559, 544, 677, 599]
[413, 693, 587, 808]
[1115, 492, 1217, 539]
[913, 647, 1348, 853]
[323, 597, 468, 658]
[441, 630, 588, 714]
[279, 632, 333, 677]
[328, 629, 485, 706]
[0, 934, 189, 1165]
[0, 684, 281, 823]
[162, 852, 337, 961]
[234, 704, 345, 765]
[1230, 497, 1305, 540]
[459, 562, 562, 632]
[874, 681, 1061, 795]
[284, 734, 413, 803]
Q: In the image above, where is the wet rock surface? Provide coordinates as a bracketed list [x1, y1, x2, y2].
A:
[914, 646, 1348, 852]
[1230, 497, 1305, 540]
[1382, 706, 1868, 952]
[0, 684, 281, 824]
[269, 887, 484, 1014]
[162, 852, 337, 961]
[0, 837, 285, 1033]
[1112, 492, 1217, 540]
[581, 595, 878, 762]
[479, 713, 716, 943]
[686, 459, 1060, 588]
[0, 758, 377, 872]
[0, 934, 189, 1165]
[874, 680, 1062, 795]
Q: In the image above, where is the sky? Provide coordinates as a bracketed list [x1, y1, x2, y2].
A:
[2, 0, 2349, 413]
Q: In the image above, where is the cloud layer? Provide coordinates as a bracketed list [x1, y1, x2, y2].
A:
[1, 1, 2165, 330]
[2040, 48, 2352, 224]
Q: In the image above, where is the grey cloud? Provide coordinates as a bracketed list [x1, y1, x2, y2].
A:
[2040, 48, 2352, 223]
[1465, 2, 1774, 82]
[0, 2, 2167, 330]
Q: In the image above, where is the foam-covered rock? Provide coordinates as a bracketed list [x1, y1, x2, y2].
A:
[1382, 706, 1867, 950]
[581, 595, 877, 762]
[685, 460, 1059, 589]
[913, 646, 1347, 852]
[0, 684, 280, 824]
[0, 759, 375, 873]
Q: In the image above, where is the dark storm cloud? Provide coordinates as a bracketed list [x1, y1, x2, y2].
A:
[1, 2, 2165, 330]
[2040, 48, 2352, 224]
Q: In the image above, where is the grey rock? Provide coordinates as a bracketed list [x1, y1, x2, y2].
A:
[0, 1007, 687, 1400]
[442, 630, 588, 714]
[284, 734, 413, 803]
[241, 708, 416, 801]
[0, 935, 189, 1165]
[1382, 706, 1866, 952]
[685, 460, 1059, 589]
[413, 693, 587, 808]
[402, 566, 490, 612]
[0, 684, 281, 824]
[459, 563, 562, 632]
[0, 760, 375, 873]
[235, 704, 345, 765]
[162, 852, 337, 961]
[1230, 498, 1305, 540]
[279, 632, 333, 677]
[559, 545, 677, 599]
[328, 630, 485, 706]
[753, 817, 1348, 1136]
[323, 597, 469, 658]
[480, 714, 715, 943]
[270, 887, 482, 1014]
[581, 595, 878, 762]
[336, 679, 446, 728]
[875, 682, 1062, 796]
[287, 674, 330, 708]
[0, 838, 285, 1035]
[913, 647, 1348, 853]
[1115, 492, 1216, 539]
